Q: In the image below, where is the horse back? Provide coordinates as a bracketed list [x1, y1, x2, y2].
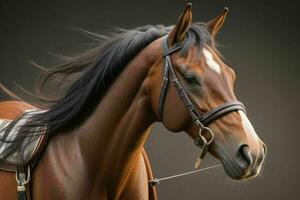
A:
[0, 101, 36, 120]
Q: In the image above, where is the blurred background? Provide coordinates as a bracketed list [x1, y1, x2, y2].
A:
[0, 0, 299, 199]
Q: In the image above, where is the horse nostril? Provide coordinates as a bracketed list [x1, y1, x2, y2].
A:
[236, 145, 252, 169]
[262, 143, 267, 155]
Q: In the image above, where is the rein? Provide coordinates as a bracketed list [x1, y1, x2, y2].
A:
[149, 35, 246, 186]
[149, 164, 222, 186]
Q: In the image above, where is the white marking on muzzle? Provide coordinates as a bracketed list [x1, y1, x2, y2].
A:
[202, 48, 221, 74]
[238, 110, 259, 140]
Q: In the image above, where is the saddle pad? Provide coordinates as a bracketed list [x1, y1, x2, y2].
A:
[0, 109, 47, 169]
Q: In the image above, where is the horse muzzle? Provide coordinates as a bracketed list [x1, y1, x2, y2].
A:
[217, 142, 267, 180]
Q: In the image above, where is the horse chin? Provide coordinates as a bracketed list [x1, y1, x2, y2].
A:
[221, 159, 261, 180]
[222, 163, 247, 180]
[217, 153, 249, 180]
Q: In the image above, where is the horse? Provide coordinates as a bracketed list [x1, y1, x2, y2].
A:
[0, 3, 266, 200]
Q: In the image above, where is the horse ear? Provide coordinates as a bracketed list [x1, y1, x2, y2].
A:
[168, 3, 192, 46]
[207, 7, 229, 37]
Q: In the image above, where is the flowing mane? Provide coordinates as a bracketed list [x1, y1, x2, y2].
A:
[0, 23, 212, 164]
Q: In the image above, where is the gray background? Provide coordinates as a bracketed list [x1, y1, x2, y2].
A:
[0, 0, 299, 199]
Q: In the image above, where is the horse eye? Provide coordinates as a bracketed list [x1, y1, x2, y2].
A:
[184, 75, 201, 86]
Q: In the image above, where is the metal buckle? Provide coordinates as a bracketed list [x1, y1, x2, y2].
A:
[148, 178, 160, 187]
[194, 127, 214, 168]
[16, 166, 30, 191]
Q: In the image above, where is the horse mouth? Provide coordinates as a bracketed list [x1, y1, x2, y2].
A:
[222, 159, 263, 180]
[221, 159, 245, 179]
[219, 152, 261, 180]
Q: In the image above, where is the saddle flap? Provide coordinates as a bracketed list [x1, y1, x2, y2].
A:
[0, 110, 48, 172]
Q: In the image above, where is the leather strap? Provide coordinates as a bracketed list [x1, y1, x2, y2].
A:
[158, 37, 187, 121]
[161, 42, 184, 58]
[202, 101, 246, 125]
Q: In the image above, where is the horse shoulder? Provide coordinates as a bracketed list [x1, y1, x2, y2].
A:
[119, 148, 156, 200]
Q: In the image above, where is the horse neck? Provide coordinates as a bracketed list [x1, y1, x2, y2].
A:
[75, 37, 162, 192]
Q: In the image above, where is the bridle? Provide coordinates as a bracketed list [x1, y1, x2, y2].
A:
[157, 35, 246, 170]
[149, 35, 246, 186]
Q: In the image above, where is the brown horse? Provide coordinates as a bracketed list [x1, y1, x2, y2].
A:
[0, 4, 266, 200]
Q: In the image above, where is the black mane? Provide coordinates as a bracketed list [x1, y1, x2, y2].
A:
[0, 23, 213, 164]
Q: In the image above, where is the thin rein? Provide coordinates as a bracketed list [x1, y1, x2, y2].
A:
[149, 164, 222, 187]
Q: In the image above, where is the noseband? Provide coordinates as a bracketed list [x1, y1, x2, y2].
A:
[158, 35, 246, 167]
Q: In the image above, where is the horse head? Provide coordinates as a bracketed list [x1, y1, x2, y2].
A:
[147, 4, 266, 180]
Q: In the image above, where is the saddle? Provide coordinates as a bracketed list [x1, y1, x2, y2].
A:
[0, 109, 49, 200]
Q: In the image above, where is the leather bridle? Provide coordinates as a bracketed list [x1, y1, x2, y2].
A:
[158, 35, 246, 167]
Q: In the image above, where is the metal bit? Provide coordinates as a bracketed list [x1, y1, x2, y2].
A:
[194, 127, 214, 169]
